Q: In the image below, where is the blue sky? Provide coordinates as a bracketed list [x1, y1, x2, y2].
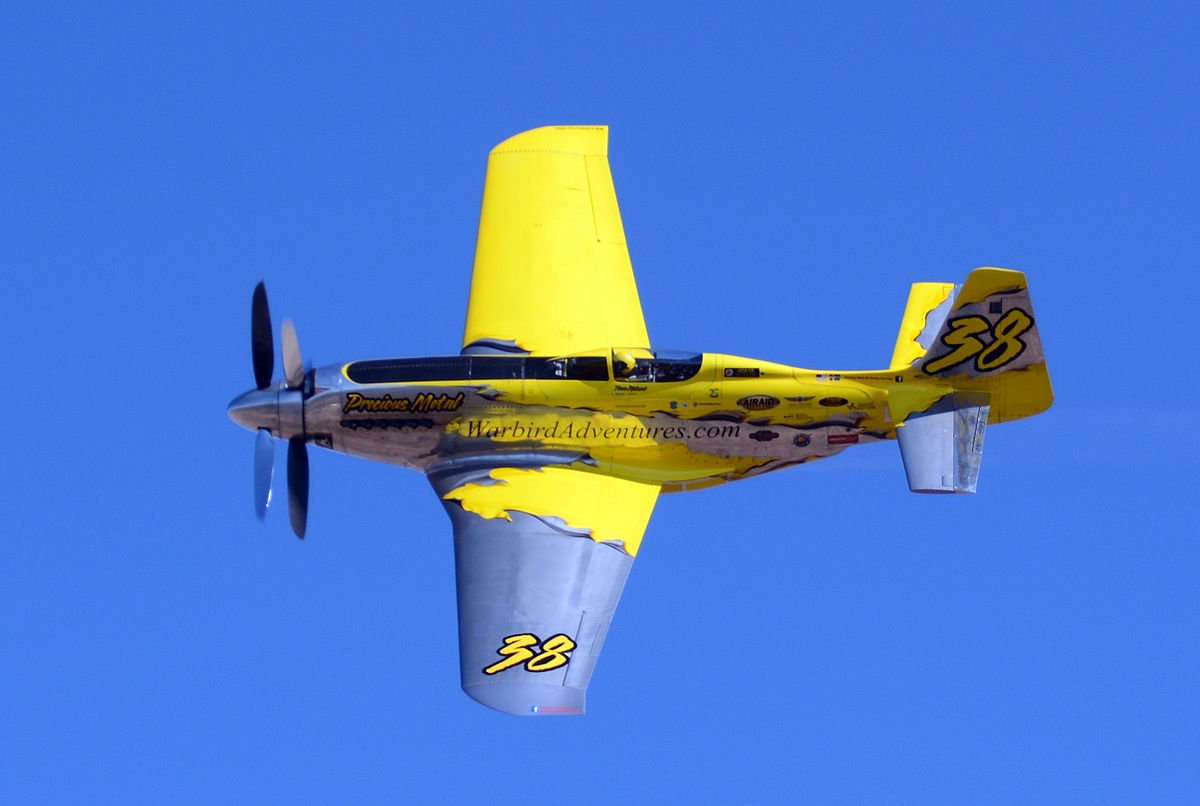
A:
[2, 3, 1196, 801]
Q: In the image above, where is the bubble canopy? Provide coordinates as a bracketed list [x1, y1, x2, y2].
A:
[343, 349, 704, 385]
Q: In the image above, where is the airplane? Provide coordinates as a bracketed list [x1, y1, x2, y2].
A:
[227, 125, 1053, 716]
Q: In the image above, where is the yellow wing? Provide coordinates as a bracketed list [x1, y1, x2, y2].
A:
[430, 463, 659, 715]
[462, 126, 650, 356]
[440, 465, 659, 557]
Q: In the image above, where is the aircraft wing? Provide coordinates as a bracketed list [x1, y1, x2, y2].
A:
[461, 125, 651, 355]
[429, 460, 659, 715]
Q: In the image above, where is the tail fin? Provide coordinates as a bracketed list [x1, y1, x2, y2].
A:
[913, 268, 1052, 422]
[890, 268, 1052, 493]
[889, 281, 956, 370]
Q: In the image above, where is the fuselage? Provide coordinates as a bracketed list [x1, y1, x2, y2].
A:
[230, 348, 928, 492]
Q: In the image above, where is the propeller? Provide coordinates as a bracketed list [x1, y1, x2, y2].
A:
[288, 437, 309, 539]
[245, 281, 309, 539]
[254, 427, 274, 519]
[251, 282, 274, 390]
[281, 318, 304, 390]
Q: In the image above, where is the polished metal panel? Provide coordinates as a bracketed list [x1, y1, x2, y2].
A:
[227, 387, 278, 434]
[277, 387, 305, 441]
[428, 463, 634, 716]
[897, 394, 989, 493]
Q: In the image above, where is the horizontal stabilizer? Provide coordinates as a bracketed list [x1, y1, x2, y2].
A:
[897, 395, 989, 493]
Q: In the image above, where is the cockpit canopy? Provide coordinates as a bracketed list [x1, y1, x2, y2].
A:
[611, 349, 703, 383]
[345, 354, 609, 384]
[344, 349, 703, 385]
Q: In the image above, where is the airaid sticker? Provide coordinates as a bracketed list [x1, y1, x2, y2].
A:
[737, 394, 779, 411]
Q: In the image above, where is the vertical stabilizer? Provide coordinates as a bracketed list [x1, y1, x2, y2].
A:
[890, 282, 956, 370]
[890, 267, 1052, 494]
[914, 268, 1052, 424]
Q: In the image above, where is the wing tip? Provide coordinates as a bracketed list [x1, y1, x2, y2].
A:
[463, 681, 587, 716]
[492, 125, 609, 157]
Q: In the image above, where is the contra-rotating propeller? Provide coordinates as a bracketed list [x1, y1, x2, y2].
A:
[243, 281, 310, 538]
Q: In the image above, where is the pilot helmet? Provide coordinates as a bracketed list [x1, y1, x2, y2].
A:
[614, 351, 637, 376]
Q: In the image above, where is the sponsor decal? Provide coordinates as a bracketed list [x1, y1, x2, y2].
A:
[690, 423, 741, 439]
[737, 394, 780, 411]
[828, 432, 860, 445]
[922, 308, 1033, 375]
[793, 433, 811, 448]
[531, 705, 582, 715]
[483, 633, 576, 676]
[819, 397, 849, 407]
[725, 367, 760, 378]
[461, 418, 742, 441]
[342, 391, 464, 414]
[815, 373, 842, 381]
[613, 384, 648, 393]
[749, 430, 779, 442]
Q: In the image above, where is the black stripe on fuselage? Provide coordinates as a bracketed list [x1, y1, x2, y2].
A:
[346, 356, 610, 384]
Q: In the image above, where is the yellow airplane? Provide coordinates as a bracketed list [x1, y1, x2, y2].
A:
[228, 125, 1053, 716]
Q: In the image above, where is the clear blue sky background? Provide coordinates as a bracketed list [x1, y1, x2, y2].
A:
[2, 3, 1196, 802]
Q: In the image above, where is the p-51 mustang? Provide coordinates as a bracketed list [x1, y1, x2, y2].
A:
[228, 126, 1053, 716]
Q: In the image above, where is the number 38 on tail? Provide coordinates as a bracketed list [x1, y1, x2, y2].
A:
[228, 126, 1053, 716]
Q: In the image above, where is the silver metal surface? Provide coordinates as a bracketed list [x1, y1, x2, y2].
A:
[897, 394, 989, 493]
[277, 387, 305, 441]
[228, 388, 278, 434]
[429, 465, 635, 716]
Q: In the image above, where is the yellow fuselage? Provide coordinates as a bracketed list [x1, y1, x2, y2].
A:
[302, 351, 960, 491]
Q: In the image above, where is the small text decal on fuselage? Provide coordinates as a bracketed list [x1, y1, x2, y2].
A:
[343, 392, 465, 414]
[737, 394, 779, 411]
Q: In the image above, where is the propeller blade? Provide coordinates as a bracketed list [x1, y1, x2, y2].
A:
[287, 437, 309, 539]
[251, 282, 274, 390]
[281, 318, 304, 390]
[254, 428, 275, 519]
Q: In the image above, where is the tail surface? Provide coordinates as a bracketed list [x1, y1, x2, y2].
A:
[888, 268, 1052, 493]
[889, 281, 956, 371]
